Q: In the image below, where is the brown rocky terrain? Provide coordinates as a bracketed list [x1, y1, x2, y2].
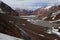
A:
[45, 5, 60, 21]
[32, 8, 50, 20]
[0, 14, 60, 40]
[32, 5, 60, 21]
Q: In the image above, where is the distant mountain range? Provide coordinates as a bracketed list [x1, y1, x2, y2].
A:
[0, 1, 60, 17]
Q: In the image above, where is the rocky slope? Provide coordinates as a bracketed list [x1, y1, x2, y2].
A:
[0, 1, 18, 16]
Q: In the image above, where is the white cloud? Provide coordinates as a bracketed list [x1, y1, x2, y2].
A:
[1, 0, 60, 10]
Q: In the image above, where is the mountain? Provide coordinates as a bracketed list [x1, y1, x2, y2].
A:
[44, 5, 60, 21]
[15, 9, 33, 16]
[32, 5, 60, 20]
[32, 8, 49, 19]
[0, 1, 18, 16]
[49, 5, 60, 13]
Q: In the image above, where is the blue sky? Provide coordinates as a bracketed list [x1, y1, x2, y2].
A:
[1, 0, 60, 10]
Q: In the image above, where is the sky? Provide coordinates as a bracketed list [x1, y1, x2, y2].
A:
[1, 0, 60, 10]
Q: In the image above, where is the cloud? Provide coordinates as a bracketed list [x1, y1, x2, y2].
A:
[1, 0, 60, 10]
